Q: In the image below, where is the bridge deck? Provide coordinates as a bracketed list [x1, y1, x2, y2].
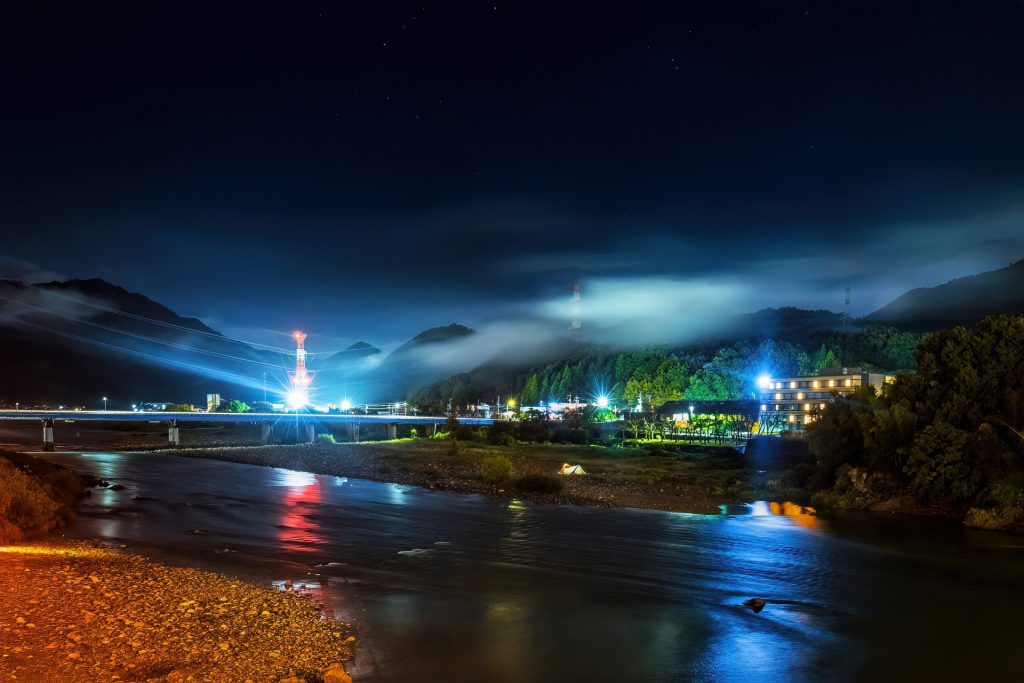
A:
[0, 410, 495, 426]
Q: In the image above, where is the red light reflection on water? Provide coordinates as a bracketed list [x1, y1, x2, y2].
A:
[277, 471, 325, 552]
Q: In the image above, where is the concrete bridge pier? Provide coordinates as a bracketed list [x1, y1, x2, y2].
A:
[42, 419, 54, 452]
[386, 423, 397, 440]
[167, 420, 180, 447]
[347, 423, 360, 443]
[261, 422, 273, 445]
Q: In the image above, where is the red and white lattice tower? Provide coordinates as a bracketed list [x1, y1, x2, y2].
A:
[289, 331, 314, 408]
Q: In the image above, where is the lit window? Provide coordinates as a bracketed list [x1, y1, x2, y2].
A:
[828, 380, 836, 387]
[789, 381, 796, 389]
[819, 403, 826, 410]
[788, 415, 795, 423]
[797, 392, 804, 400]
[804, 415, 812, 424]
[812, 380, 820, 388]
[760, 404, 767, 412]
[774, 393, 782, 400]
[774, 404, 780, 410]
[803, 403, 811, 411]
[845, 379, 851, 387]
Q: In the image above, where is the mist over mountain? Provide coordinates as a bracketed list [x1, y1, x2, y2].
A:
[3, 258, 1024, 407]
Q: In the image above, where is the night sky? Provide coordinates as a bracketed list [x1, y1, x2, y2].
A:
[3, 1, 1024, 347]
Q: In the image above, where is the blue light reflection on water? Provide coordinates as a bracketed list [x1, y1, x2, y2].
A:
[41, 451, 1024, 683]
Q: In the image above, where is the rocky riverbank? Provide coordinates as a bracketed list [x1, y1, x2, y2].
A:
[158, 438, 773, 514]
[0, 450, 92, 543]
[0, 542, 355, 683]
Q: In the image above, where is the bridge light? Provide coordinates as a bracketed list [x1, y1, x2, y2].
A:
[287, 389, 308, 411]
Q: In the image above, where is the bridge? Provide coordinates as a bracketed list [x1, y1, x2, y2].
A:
[0, 410, 497, 450]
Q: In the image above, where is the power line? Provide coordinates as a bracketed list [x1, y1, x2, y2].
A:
[34, 288, 297, 353]
[0, 294, 292, 370]
[13, 318, 273, 388]
[6, 287, 359, 358]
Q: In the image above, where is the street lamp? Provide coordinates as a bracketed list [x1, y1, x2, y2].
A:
[103, 396, 108, 411]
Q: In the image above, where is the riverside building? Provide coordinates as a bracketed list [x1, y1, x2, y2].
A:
[759, 367, 895, 433]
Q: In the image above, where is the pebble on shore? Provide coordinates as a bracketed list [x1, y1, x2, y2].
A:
[0, 542, 354, 682]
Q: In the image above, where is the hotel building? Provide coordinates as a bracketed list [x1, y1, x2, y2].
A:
[759, 367, 894, 433]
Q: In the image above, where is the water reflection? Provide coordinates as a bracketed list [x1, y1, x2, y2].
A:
[275, 468, 325, 552]
[38, 452, 1024, 683]
[748, 500, 820, 529]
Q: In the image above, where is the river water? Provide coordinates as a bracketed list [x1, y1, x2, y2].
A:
[42, 451, 1024, 682]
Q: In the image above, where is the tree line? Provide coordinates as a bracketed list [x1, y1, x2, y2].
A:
[806, 316, 1024, 530]
[407, 324, 921, 411]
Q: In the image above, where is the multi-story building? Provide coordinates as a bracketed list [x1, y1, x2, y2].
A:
[759, 367, 895, 433]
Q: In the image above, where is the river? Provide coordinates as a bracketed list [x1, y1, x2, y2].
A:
[42, 451, 1024, 682]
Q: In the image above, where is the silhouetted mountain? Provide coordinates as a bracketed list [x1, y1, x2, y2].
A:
[729, 307, 846, 342]
[36, 278, 220, 336]
[864, 259, 1024, 331]
[315, 340, 382, 369]
[0, 278, 280, 405]
[389, 323, 476, 357]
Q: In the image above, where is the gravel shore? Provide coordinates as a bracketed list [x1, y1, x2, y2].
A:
[0, 543, 354, 683]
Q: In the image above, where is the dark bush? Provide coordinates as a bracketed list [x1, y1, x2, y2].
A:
[481, 455, 513, 483]
[513, 474, 564, 494]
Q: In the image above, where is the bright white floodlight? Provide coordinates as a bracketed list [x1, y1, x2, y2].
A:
[287, 390, 308, 411]
[596, 395, 609, 408]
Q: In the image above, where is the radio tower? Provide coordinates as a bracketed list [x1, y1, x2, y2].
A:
[288, 331, 314, 410]
[570, 281, 582, 339]
[842, 286, 852, 329]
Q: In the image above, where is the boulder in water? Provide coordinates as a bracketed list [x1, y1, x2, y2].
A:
[743, 598, 767, 613]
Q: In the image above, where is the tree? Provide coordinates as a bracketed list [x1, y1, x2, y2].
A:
[806, 401, 867, 488]
[219, 399, 250, 413]
[904, 422, 977, 503]
[521, 375, 540, 405]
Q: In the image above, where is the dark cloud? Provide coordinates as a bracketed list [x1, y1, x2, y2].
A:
[2, 1, 1023, 342]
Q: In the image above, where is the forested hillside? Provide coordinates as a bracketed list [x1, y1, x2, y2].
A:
[407, 325, 922, 410]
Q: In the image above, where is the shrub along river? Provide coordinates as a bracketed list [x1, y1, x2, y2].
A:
[43, 451, 1024, 682]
